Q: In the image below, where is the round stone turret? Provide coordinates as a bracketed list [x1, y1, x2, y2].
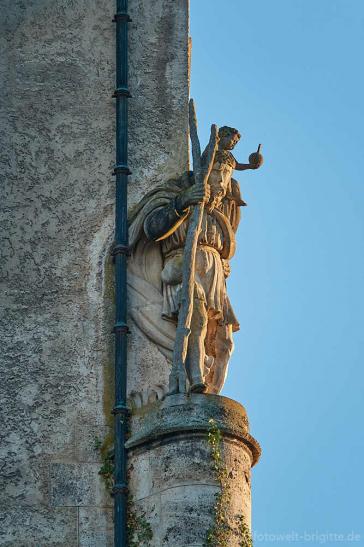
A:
[126, 393, 261, 546]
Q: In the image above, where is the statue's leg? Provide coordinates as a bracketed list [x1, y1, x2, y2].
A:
[187, 284, 208, 393]
[205, 324, 234, 394]
[205, 314, 217, 359]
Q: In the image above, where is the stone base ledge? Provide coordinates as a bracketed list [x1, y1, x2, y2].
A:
[126, 393, 261, 466]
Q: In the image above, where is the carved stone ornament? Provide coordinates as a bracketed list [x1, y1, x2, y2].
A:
[128, 100, 263, 396]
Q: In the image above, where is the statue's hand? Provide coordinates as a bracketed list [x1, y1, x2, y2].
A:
[248, 151, 264, 170]
[222, 259, 231, 278]
[176, 183, 210, 211]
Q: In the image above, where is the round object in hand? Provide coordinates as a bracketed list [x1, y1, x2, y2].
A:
[249, 152, 264, 169]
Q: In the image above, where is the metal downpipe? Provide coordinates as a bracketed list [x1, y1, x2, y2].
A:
[112, 1, 131, 546]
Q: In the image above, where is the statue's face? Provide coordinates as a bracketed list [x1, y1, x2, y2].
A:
[219, 132, 240, 151]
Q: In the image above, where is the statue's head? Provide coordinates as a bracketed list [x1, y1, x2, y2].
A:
[218, 126, 241, 151]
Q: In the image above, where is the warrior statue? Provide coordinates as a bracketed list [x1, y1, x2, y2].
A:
[128, 100, 263, 395]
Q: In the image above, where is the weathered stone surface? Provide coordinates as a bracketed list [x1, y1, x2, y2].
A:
[0, 1, 115, 540]
[79, 507, 114, 547]
[127, 395, 260, 546]
[128, 0, 190, 200]
[1, 0, 189, 544]
[50, 463, 112, 508]
[127, 0, 190, 403]
[74, 422, 112, 464]
[127, 393, 260, 465]
[160, 485, 218, 546]
[0, 507, 78, 547]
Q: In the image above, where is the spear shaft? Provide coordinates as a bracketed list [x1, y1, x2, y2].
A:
[170, 99, 218, 393]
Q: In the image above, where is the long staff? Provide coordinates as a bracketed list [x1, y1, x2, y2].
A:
[169, 99, 219, 394]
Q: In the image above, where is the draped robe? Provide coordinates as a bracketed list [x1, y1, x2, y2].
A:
[128, 170, 246, 370]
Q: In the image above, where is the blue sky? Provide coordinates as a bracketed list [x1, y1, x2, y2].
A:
[190, 1, 364, 545]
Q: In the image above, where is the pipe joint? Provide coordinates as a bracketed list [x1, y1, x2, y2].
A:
[113, 164, 131, 176]
[113, 13, 132, 23]
[112, 244, 130, 257]
[112, 404, 130, 416]
[113, 322, 130, 334]
[112, 483, 129, 496]
[112, 87, 132, 98]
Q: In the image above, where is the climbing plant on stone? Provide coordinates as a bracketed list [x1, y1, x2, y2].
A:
[205, 419, 253, 547]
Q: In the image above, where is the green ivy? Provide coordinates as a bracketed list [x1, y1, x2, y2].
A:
[127, 495, 153, 547]
[93, 435, 153, 545]
[204, 419, 253, 547]
[94, 436, 115, 493]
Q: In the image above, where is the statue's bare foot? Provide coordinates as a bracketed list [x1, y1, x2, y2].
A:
[190, 382, 207, 394]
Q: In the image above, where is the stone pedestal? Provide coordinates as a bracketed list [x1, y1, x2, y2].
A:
[126, 394, 261, 547]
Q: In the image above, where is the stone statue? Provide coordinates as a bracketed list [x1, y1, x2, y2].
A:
[128, 101, 263, 396]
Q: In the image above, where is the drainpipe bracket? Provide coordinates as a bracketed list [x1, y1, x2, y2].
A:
[113, 322, 130, 334]
[112, 14, 132, 23]
[111, 244, 131, 262]
[112, 404, 130, 416]
[112, 87, 132, 98]
[113, 164, 132, 176]
[111, 483, 129, 497]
